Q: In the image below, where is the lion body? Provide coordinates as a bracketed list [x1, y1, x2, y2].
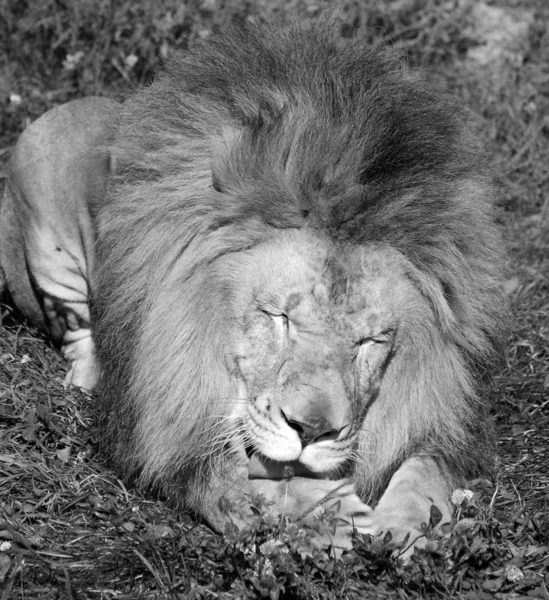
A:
[0, 20, 505, 551]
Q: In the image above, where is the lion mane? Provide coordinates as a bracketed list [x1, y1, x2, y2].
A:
[88, 20, 505, 533]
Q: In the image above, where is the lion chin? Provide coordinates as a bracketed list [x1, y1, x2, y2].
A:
[0, 18, 506, 558]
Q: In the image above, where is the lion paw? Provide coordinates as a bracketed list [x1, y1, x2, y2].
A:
[62, 333, 97, 391]
[291, 480, 375, 553]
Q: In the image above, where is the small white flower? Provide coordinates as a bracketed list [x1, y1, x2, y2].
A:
[453, 518, 476, 533]
[313, 505, 329, 522]
[9, 94, 22, 105]
[260, 539, 279, 556]
[261, 558, 274, 578]
[76, 450, 88, 463]
[260, 538, 288, 557]
[0, 541, 11, 552]
[283, 522, 304, 538]
[428, 527, 445, 540]
[505, 565, 524, 583]
[125, 54, 138, 69]
[451, 488, 474, 506]
[262, 509, 280, 527]
[63, 51, 85, 72]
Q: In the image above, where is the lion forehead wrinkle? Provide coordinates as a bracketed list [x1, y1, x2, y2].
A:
[234, 231, 331, 309]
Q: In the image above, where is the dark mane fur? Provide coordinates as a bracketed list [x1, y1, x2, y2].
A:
[92, 18, 505, 503]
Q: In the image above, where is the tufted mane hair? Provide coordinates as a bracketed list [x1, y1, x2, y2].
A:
[92, 18, 505, 503]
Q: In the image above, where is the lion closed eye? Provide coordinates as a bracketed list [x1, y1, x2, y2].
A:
[0, 18, 505, 556]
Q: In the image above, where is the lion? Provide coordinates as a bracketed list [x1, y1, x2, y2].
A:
[0, 19, 506, 555]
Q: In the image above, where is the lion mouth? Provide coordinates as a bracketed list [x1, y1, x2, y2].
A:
[246, 446, 350, 480]
[247, 449, 322, 480]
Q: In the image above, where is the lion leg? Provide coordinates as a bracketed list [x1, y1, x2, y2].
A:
[364, 456, 453, 553]
[201, 457, 451, 557]
[0, 98, 119, 389]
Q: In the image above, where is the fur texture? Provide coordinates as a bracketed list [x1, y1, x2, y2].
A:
[92, 19, 505, 524]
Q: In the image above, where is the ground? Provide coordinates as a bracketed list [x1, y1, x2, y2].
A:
[0, 1, 548, 599]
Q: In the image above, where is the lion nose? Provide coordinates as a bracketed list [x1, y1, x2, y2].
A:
[282, 411, 342, 445]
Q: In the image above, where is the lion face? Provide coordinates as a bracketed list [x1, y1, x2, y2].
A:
[222, 228, 429, 476]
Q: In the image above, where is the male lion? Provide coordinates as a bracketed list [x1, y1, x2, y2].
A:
[0, 20, 505, 554]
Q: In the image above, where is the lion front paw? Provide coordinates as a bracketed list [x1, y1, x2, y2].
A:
[246, 476, 374, 553]
[354, 501, 451, 561]
[290, 480, 375, 554]
[299, 484, 448, 560]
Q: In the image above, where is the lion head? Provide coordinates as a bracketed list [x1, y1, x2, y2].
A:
[91, 19, 505, 526]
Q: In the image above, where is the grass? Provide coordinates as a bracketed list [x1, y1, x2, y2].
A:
[1, 0, 548, 598]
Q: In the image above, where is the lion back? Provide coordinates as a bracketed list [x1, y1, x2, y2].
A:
[91, 19, 505, 501]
